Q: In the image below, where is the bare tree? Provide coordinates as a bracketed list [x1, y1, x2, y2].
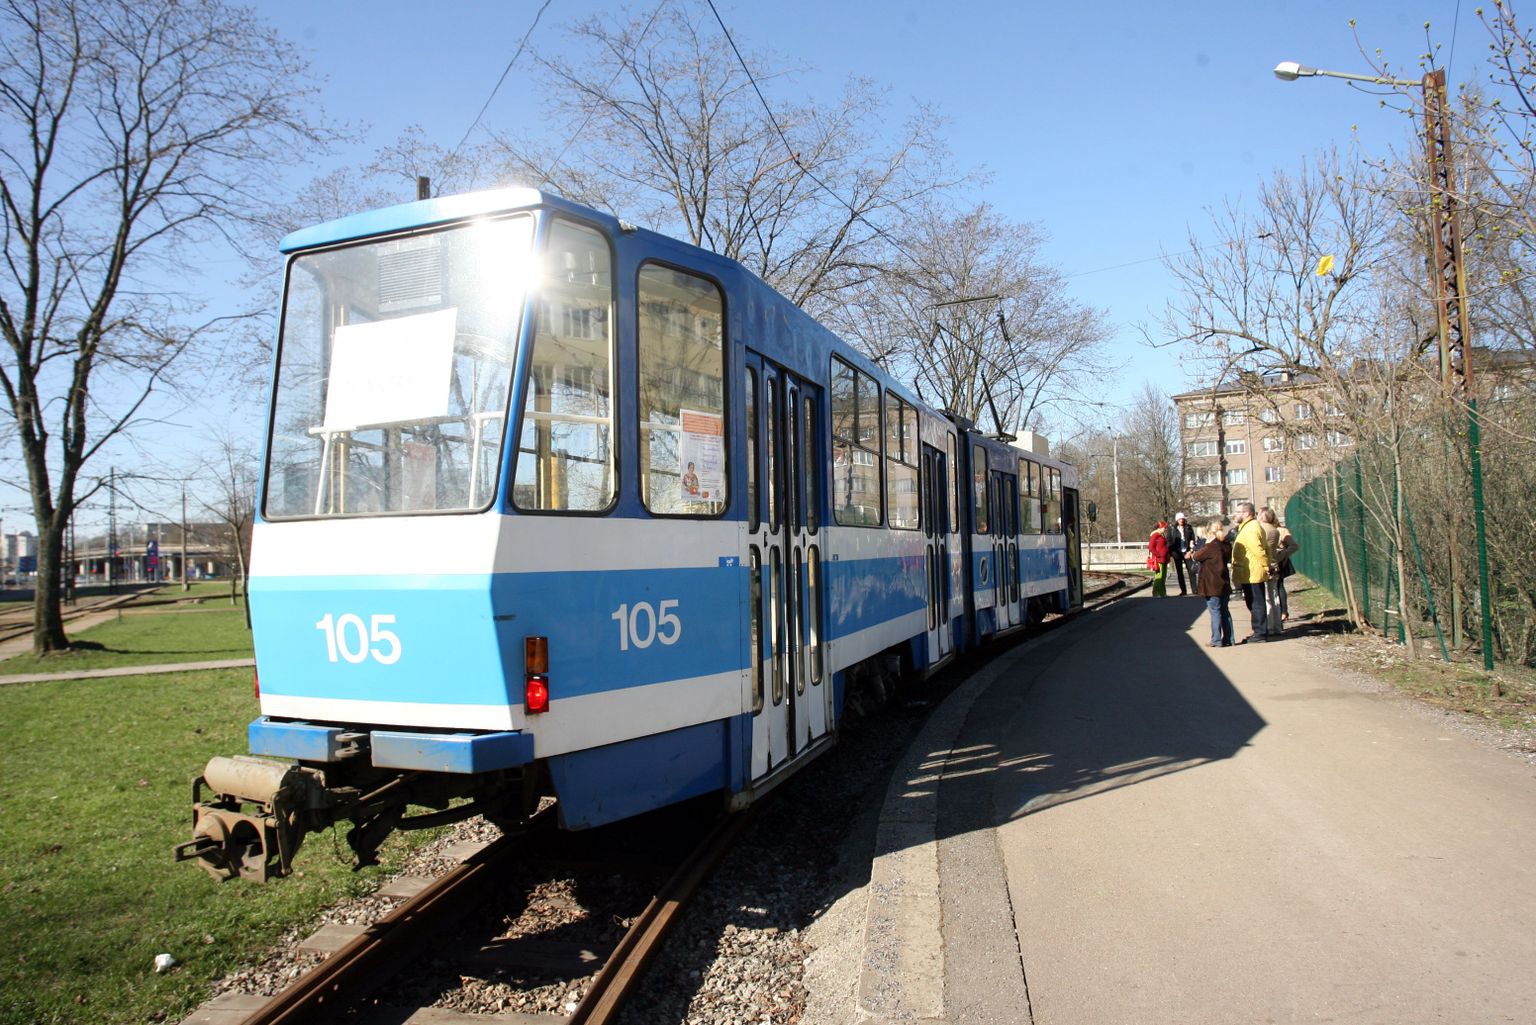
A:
[0, 0, 331, 652]
[487, 2, 964, 321]
[839, 201, 1114, 433]
[1117, 383, 1182, 538]
[196, 437, 257, 623]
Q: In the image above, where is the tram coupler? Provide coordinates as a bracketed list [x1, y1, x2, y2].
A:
[174, 755, 325, 883]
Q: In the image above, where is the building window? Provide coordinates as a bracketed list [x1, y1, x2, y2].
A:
[1259, 407, 1280, 423]
[1223, 438, 1246, 455]
[1184, 410, 1215, 429]
[1296, 433, 1317, 450]
[1224, 410, 1246, 426]
[1295, 402, 1313, 420]
[1265, 466, 1284, 483]
[1186, 468, 1219, 487]
[1186, 439, 1219, 458]
[1325, 430, 1353, 447]
[1190, 500, 1221, 516]
[1262, 435, 1284, 452]
[1324, 402, 1345, 418]
[1224, 468, 1248, 485]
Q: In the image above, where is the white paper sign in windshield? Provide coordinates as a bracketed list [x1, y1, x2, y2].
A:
[323, 308, 457, 430]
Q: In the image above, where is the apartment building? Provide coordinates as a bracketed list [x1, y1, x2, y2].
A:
[1171, 373, 1343, 518]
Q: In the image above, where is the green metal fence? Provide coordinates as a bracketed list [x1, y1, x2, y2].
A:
[1284, 456, 1394, 627]
[1284, 454, 1447, 656]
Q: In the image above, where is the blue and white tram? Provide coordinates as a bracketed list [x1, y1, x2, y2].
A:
[176, 189, 1082, 882]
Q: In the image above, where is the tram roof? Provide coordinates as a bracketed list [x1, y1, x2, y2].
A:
[278, 188, 614, 253]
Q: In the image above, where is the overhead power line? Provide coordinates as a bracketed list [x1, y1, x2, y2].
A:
[702, 0, 925, 270]
[448, 0, 556, 167]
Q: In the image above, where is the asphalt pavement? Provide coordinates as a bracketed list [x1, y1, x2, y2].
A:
[858, 591, 1536, 1025]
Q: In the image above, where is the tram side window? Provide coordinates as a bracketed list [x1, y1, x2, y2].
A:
[1047, 468, 1062, 532]
[747, 371, 758, 532]
[946, 433, 958, 534]
[972, 444, 989, 534]
[1038, 465, 1052, 533]
[884, 393, 919, 529]
[638, 264, 727, 515]
[1020, 458, 1041, 533]
[831, 357, 881, 526]
[513, 220, 615, 512]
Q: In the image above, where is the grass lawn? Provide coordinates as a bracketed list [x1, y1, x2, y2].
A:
[144, 582, 245, 605]
[0, 607, 254, 675]
[0, 669, 435, 1025]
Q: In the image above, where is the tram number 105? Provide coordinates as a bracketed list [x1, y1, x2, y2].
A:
[611, 600, 681, 651]
[315, 613, 402, 665]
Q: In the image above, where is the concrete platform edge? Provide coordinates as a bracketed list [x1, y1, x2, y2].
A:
[855, 615, 1088, 1024]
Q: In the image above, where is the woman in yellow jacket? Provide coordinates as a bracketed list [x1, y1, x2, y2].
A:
[1230, 500, 1278, 642]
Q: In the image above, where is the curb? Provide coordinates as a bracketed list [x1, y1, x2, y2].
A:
[0, 657, 255, 686]
[855, 600, 1120, 1023]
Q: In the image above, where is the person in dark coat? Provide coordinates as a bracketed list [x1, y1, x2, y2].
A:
[1194, 519, 1234, 646]
[1169, 512, 1196, 595]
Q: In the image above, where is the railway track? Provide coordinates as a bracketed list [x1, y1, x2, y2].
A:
[184, 806, 754, 1025]
[180, 574, 1142, 1025]
[0, 586, 171, 644]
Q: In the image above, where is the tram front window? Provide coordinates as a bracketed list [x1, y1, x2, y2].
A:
[265, 215, 534, 518]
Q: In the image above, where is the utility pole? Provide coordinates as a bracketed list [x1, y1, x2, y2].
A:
[181, 488, 190, 592]
[1111, 432, 1123, 545]
[107, 467, 117, 594]
[1216, 406, 1230, 515]
[1275, 60, 1495, 670]
[1424, 67, 1495, 672]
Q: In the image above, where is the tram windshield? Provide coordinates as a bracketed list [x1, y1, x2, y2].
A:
[264, 215, 535, 518]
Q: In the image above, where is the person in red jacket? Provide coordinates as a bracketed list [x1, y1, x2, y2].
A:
[1148, 520, 1170, 597]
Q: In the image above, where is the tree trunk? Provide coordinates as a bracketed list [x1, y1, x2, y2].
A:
[1324, 466, 1364, 628]
[1391, 439, 1419, 659]
[31, 518, 69, 653]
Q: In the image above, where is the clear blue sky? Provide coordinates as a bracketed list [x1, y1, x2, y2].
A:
[6, 0, 1478, 533]
[259, 0, 1472, 427]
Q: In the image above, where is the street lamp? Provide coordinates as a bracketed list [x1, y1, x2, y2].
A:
[1272, 61, 1419, 87]
[1275, 59, 1495, 670]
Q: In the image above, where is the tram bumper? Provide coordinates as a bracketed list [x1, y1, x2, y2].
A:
[173, 756, 325, 883]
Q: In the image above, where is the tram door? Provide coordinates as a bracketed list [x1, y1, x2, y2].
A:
[747, 352, 827, 782]
[991, 469, 1021, 629]
[1062, 487, 1084, 607]
[920, 444, 953, 663]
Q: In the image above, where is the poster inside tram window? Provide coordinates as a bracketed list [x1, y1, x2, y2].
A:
[679, 408, 724, 502]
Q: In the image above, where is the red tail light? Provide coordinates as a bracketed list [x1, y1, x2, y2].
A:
[525, 636, 549, 714]
[525, 675, 549, 714]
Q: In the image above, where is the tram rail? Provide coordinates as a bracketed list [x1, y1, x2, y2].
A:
[183, 808, 752, 1025]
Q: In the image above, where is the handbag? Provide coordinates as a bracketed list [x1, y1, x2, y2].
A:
[1280, 557, 1295, 579]
[1146, 555, 1158, 570]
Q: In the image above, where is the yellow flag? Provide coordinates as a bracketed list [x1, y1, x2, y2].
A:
[1316, 254, 1336, 276]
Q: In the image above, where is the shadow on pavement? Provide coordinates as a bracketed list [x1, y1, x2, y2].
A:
[922, 595, 1269, 838]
